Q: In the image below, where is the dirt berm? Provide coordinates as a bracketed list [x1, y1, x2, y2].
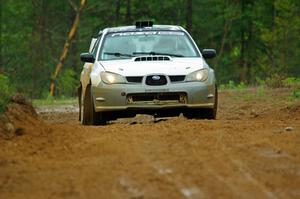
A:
[0, 94, 48, 140]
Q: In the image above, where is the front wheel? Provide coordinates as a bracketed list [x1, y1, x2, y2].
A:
[81, 84, 107, 125]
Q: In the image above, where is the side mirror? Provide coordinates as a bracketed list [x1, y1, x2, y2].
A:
[202, 49, 216, 59]
[80, 53, 95, 63]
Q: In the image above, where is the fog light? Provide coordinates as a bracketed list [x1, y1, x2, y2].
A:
[179, 95, 186, 103]
[127, 96, 133, 103]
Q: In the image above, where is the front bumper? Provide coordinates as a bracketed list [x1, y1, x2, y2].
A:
[92, 81, 215, 112]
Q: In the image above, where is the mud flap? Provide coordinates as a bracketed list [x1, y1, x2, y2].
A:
[78, 85, 82, 121]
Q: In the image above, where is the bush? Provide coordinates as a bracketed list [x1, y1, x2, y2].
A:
[219, 80, 247, 90]
[282, 77, 300, 88]
[57, 69, 77, 97]
[0, 74, 15, 112]
[265, 74, 285, 88]
[282, 77, 300, 100]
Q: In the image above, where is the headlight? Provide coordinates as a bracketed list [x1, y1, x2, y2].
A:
[100, 71, 126, 84]
[186, 69, 209, 82]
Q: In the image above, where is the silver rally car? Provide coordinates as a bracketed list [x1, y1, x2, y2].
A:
[79, 21, 218, 125]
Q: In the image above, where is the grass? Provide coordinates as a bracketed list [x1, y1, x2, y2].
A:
[219, 77, 300, 102]
[289, 89, 300, 101]
[33, 98, 77, 107]
[224, 87, 266, 102]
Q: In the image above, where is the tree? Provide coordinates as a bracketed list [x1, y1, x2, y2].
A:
[115, 0, 121, 26]
[1, 0, 300, 98]
[49, 0, 87, 96]
[125, 0, 132, 24]
[186, 0, 193, 34]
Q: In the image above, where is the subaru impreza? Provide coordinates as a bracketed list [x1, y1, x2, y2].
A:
[79, 21, 217, 125]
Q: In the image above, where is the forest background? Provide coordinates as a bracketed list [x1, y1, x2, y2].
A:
[1, 0, 300, 99]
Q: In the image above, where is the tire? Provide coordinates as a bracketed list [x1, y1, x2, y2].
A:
[81, 84, 107, 125]
[184, 85, 218, 120]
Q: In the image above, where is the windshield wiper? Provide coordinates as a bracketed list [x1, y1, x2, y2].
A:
[133, 51, 184, 57]
[103, 52, 134, 57]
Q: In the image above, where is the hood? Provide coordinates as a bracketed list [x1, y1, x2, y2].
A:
[98, 57, 204, 76]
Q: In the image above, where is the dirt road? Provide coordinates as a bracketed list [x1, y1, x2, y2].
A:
[1, 89, 300, 199]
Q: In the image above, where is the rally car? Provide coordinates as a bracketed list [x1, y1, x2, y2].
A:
[79, 21, 217, 125]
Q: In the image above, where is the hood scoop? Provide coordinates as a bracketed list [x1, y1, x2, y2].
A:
[134, 56, 171, 62]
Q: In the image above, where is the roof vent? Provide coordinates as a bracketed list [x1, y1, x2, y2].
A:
[134, 56, 171, 62]
[135, 21, 153, 28]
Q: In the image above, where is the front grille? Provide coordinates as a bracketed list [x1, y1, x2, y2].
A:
[146, 75, 167, 86]
[169, 75, 185, 82]
[126, 76, 143, 83]
[127, 92, 187, 104]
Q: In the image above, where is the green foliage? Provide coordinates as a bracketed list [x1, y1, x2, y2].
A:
[243, 87, 265, 101]
[0, 75, 15, 112]
[220, 80, 235, 90]
[289, 89, 300, 100]
[265, 74, 285, 88]
[57, 69, 78, 97]
[220, 81, 247, 90]
[282, 77, 300, 100]
[263, 76, 300, 89]
[1, 0, 299, 98]
[254, 77, 266, 86]
[256, 87, 265, 98]
[282, 77, 300, 88]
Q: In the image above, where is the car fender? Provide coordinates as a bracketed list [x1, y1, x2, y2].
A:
[79, 62, 93, 120]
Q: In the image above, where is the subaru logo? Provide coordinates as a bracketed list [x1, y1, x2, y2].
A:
[152, 75, 161, 80]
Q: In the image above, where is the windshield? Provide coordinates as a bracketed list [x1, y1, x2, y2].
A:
[98, 31, 200, 60]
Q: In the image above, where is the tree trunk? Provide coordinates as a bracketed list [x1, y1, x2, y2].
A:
[270, 0, 276, 69]
[49, 0, 87, 96]
[31, 0, 46, 97]
[239, 0, 247, 82]
[216, 20, 230, 70]
[186, 0, 193, 34]
[115, 0, 121, 26]
[246, 19, 253, 83]
[125, 0, 131, 24]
